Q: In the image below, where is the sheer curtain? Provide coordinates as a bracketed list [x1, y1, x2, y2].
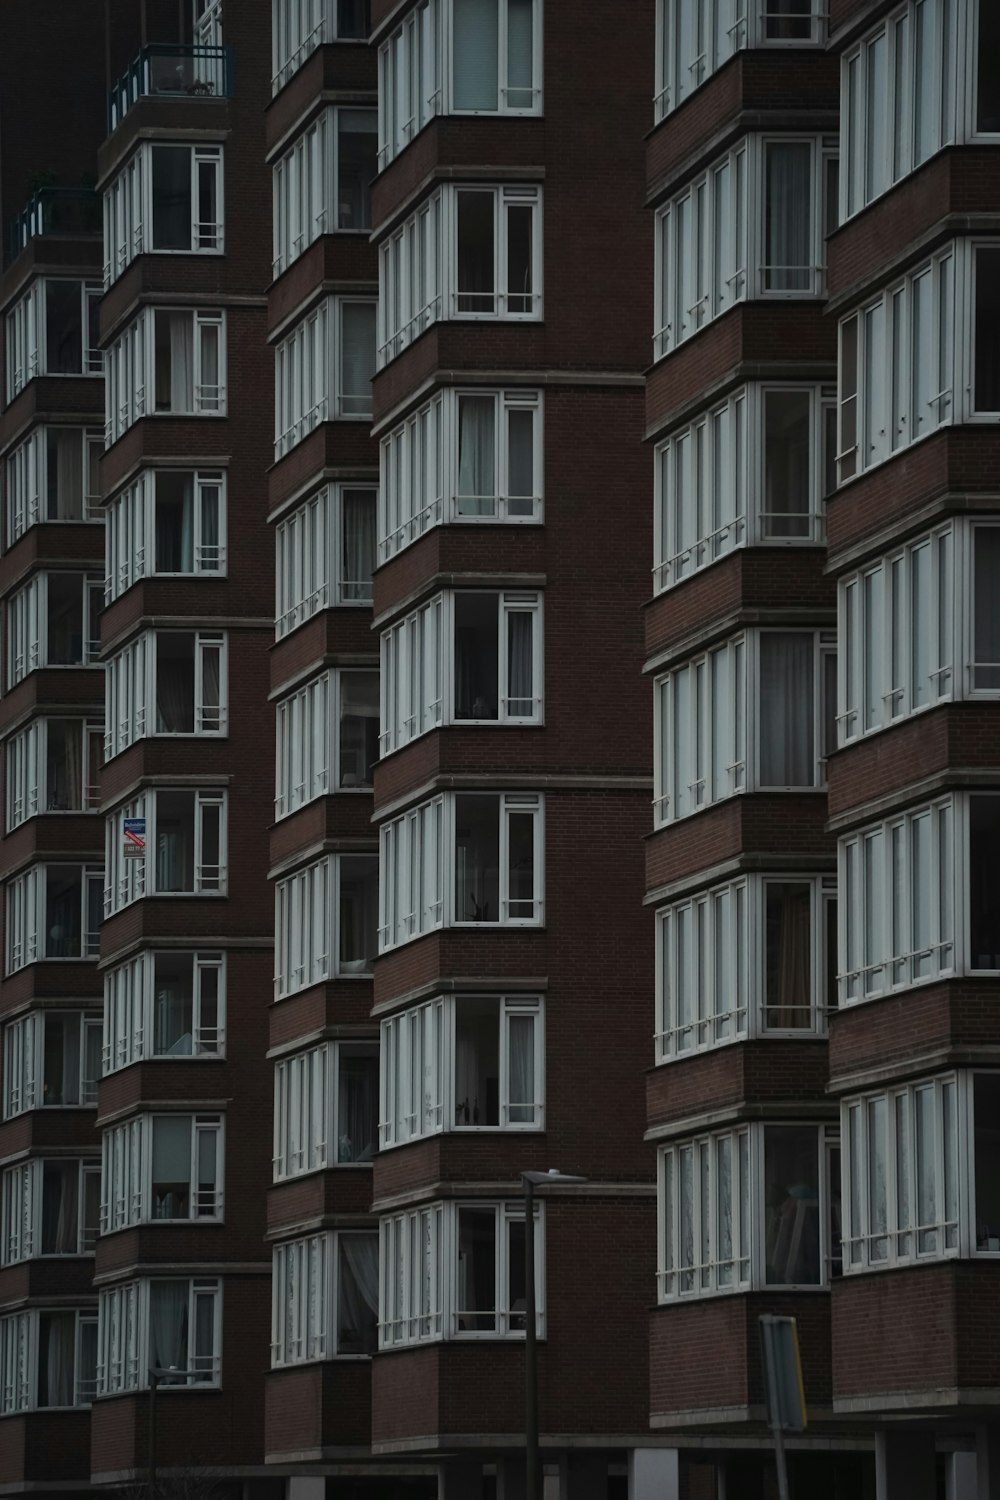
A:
[506, 611, 533, 716]
[52, 431, 82, 520]
[169, 315, 194, 410]
[150, 1282, 188, 1380]
[40, 1314, 75, 1406]
[506, 1013, 534, 1123]
[766, 884, 812, 1028]
[156, 644, 194, 732]
[337, 1053, 376, 1163]
[457, 397, 495, 516]
[42, 1164, 78, 1253]
[453, 0, 498, 110]
[765, 143, 812, 292]
[338, 1236, 379, 1353]
[342, 490, 375, 602]
[759, 633, 814, 786]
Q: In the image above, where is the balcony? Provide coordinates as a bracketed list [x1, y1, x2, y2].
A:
[108, 44, 234, 132]
[6, 189, 100, 268]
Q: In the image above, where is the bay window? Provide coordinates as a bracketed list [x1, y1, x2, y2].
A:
[104, 950, 225, 1072]
[0, 1310, 97, 1412]
[654, 136, 835, 359]
[377, 185, 542, 367]
[6, 717, 102, 830]
[379, 388, 541, 560]
[655, 875, 836, 1061]
[5, 427, 103, 543]
[655, 0, 824, 122]
[104, 789, 226, 914]
[653, 630, 834, 826]
[272, 1042, 378, 1177]
[274, 297, 376, 456]
[272, 108, 377, 277]
[380, 993, 543, 1147]
[276, 485, 375, 632]
[273, 854, 378, 996]
[5, 279, 101, 402]
[98, 1278, 221, 1394]
[274, 669, 378, 816]
[272, 0, 371, 93]
[379, 1200, 541, 1348]
[7, 572, 102, 686]
[105, 630, 227, 758]
[106, 469, 226, 602]
[841, 0, 1000, 223]
[379, 792, 543, 952]
[5, 863, 102, 973]
[105, 308, 226, 444]
[380, 589, 542, 754]
[378, 0, 541, 168]
[653, 386, 835, 592]
[103, 143, 223, 284]
[2, 1159, 101, 1262]
[100, 1114, 223, 1231]
[657, 1124, 839, 1301]
[3, 1011, 102, 1116]
[272, 1231, 379, 1364]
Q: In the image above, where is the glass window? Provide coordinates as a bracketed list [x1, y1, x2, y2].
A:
[763, 1126, 821, 1284]
[974, 248, 1000, 413]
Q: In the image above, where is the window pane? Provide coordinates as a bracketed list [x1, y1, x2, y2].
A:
[37, 1313, 75, 1406]
[455, 795, 499, 921]
[973, 529, 1000, 689]
[974, 1074, 1000, 1251]
[764, 1126, 820, 1284]
[151, 1118, 191, 1218]
[46, 431, 84, 520]
[456, 192, 495, 313]
[338, 1234, 378, 1352]
[455, 997, 500, 1127]
[456, 1206, 496, 1330]
[764, 145, 811, 292]
[764, 883, 812, 1029]
[455, 594, 499, 719]
[506, 406, 534, 513]
[970, 795, 1000, 969]
[338, 1045, 378, 1162]
[41, 1162, 79, 1252]
[46, 282, 83, 374]
[153, 953, 194, 1055]
[339, 672, 379, 786]
[456, 395, 496, 515]
[507, 0, 534, 107]
[340, 303, 376, 414]
[453, 0, 498, 110]
[759, 634, 815, 785]
[152, 147, 192, 250]
[978, 0, 1000, 131]
[506, 203, 533, 313]
[149, 1281, 190, 1378]
[339, 855, 378, 971]
[763, 391, 811, 538]
[974, 249, 1000, 413]
[337, 110, 377, 229]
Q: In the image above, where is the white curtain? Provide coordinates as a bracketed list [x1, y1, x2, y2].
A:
[338, 1236, 379, 1353]
[765, 143, 811, 292]
[759, 633, 814, 786]
[40, 1315, 75, 1406]
[507, 611, 532, 716]
[42, 1164, 77, 1253]
[506, 1014, 533, 1122]
[150, 1282, 188, 1380]
[457, 397, 495, 516]
[52, 431, 82, 520]
[342, 491, 375, 601]
[453, 0, 498, 109]
[169, 314, 194, 410]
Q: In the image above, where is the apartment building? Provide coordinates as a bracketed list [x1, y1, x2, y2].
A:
[645, 0, 1000, 1497]
[1, 2, 998, 1500]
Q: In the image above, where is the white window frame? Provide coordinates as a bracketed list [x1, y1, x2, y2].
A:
[105, 468, 227, 602]
[1, 1159, 100, 1263]
[654, 0, 825, 122]
[273, 853, 377, 997]
[271, 108, 377, 279]
[4, 863, 102, 973]
[379, 993, 544, 1148]
[657, 1122, 839, 1302]
[378, 791, 544, 953]
[0, 1308, 98, 1412]
[97, 1278, 221, 1394]
[104, 629, 228, 759]
[380, 589, 543, 756]
[378, 388, 543, 561]
[5, 280, 102, 402]
[6, 572, 102, 686]
[274, 668, 378, 816]
[103, 144, 224, 286]
[105, 309, 227, 444]
[271, 0, 371, 94]
[271, 1229, 379, 1365]
[3, 1011, 102, 1117]
[103, 950, 226, 1073]
[5, 427, 104, 544]
[272, 1041, 378, 1178]
[275, 484, 376, 633]
[99, 1114, 224, 1231]
[5, 716, 102, 831]
[104, 789, 228, 915]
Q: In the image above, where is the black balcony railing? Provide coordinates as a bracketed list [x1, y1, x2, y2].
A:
[6, 188, 101, 266]
[108, 44, 234, 132]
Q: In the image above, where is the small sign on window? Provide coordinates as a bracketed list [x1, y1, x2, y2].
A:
[123, 818, 146, 859]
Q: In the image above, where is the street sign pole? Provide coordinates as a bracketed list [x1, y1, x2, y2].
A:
[759, 1315, 807, 1500]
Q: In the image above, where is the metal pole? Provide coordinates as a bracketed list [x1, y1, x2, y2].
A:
[761, 1337, 790, 1500]
[524, 1177, 539, 1500]
[148, 1370, 158, 1500]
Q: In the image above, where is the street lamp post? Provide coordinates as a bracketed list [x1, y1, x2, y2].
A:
[522, 1169, 588, 1500]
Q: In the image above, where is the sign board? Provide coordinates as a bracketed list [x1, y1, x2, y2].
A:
[123, 817, 146, 859]
[759, 1314, 807, 1432]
